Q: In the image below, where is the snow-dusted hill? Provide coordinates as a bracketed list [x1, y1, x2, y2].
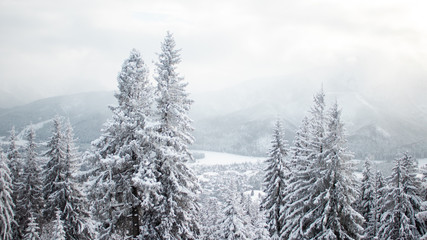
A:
[0, 91, 115, 148]
[0, 81, 426, 159]
[191, 77, 427, 158]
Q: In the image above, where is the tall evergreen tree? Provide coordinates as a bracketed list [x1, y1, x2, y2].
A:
[289, 116, 311, 169]
[358, 159, 375, 226]
[43, 118, 94, 239]
[89, 48, 155, 239]
[42, 116, 66, 223]
[281, 89, 327, 240]
[243, 193, 269, 240]
[282, 92, 363, 239]
[363, 170, 383, 240]
[15, 127, 43, 238]
[0, 152, 14, 240]
[216, 186, 251, 240]
[60, 121, 94, 239]
[151, 31, 200, 239]
[302, 102, 363, 239]
[402, 152, 427, 236]
[200, 197, 222, 240]
[262, 119, 289, 239]
[6, 126, 22, 238]
[378, 153, 422, 239]
[6, 126, 21, 186]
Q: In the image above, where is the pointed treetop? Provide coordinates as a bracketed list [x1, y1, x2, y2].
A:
[327, 101, 344, 138]
[311, 85, 326, 114]
[156, 31, 182, 85]
[115, 48, 150, 110]
[271, 118, 288, 156]
[25, 126, 37, 161]
[7, 126, 18, 154]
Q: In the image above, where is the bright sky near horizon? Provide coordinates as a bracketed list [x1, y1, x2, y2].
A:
[1, 0, 427, 106]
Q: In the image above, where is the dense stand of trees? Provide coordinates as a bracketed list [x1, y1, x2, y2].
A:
[1, 32, 427, 240]
[261, 89, 427, 240]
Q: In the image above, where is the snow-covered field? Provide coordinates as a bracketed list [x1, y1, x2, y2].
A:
[191, 151, 265, 166]
[418, 158, 427, 168]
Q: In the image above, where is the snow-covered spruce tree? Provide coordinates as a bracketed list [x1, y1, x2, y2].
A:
[60, 120, 94, 239]
[358, 159, 375, 226]
[151, 32, 200, 239]
[42, 116, 66, 222]
[6, 126, 22, 238]
[261, 119, 289, 239]
[403, 152, 427, 236]
[280, 89, 327, 240]
[378, 153, 422, 239]
[200, 197, 223, 240]
[374, 170, 386, 208]
[216, 186, 251, 240]
[23, 212, 40, 240]
[282, 96, 363, 239]
[0, 152, 14, 240]
[244, 193, 269, 240]
[303, 102, 363, 239]
[289, 116, 311, 170]
[15, 127, 43, 238]
[43, 118, 94, 239]
[279, 116, 310, 240]
[6, 126, 21, 187]
[89, 48, 155, 239]
[363, 170, 383, 240]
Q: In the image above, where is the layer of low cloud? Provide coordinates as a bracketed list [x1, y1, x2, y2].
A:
[0, 0, 426, 106]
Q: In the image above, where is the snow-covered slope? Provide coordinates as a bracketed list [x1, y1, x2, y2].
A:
[0, 81, 426, 159]
[0, 91, 115, 148]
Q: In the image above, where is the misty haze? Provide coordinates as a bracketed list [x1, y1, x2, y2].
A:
[1, 1, 427, 240]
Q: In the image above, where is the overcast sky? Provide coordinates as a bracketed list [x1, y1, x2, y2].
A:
[1, 0, 427, 106]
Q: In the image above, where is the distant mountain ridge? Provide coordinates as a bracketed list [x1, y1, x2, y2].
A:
[0, 91, 115, 149]
[1, 80, 426, 159]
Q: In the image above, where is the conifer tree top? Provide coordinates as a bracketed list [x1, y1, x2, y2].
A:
[156, 31, 181, 80]
[115, 48, 150, 110]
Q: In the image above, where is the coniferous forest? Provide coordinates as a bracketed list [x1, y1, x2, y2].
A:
[2, 32, 427, 240]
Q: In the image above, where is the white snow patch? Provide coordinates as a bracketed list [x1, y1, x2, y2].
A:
[244, 190, 265, 202]
[202, 172, 219, 176]
[224, 170, 241, 175]
[243, 170, 258, 177]
[418, 159, 427, 168]
[197, 175, 210, 182]
[11, 119, 54, 146]
[354, 171, 363, 180]
[191, 151, 265, 166]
